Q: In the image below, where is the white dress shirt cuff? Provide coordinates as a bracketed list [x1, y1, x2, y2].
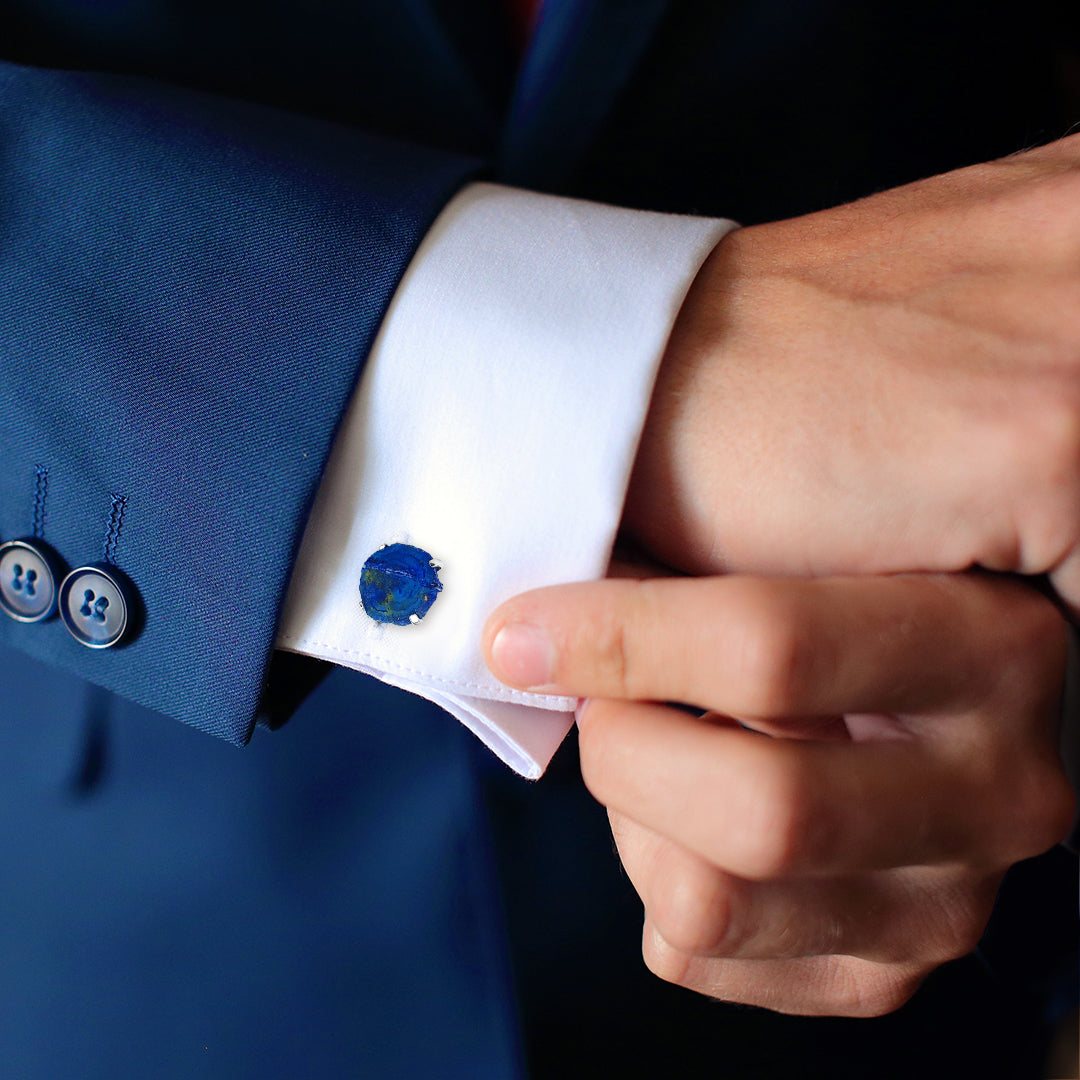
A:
[276, 182, 736, 778]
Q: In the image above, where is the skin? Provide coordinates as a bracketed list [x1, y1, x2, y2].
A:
[485, 136, 1080, 1014]
[483, 573, 1075, 1015]
[625, 133, 1080, 608]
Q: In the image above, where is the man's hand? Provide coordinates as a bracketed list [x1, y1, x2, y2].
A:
[625, 134, 1080, 609]
[483, 573, 1075, 1015]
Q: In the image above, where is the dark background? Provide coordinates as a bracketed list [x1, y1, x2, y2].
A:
[2, 1, 1078, 1074]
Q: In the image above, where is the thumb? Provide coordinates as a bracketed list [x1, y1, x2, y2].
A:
[483, 573, 1067, 721]
[482, 578, 648, 697]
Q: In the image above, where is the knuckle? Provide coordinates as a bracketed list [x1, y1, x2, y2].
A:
[641, 923, 693, 988]
[943, 915, 991, 963]
[846, 974, 921, 1018]
[1020, 591, 1070, 657]
[918, 880, 997, 964]
[647, 868, 738, 956]
[583, 601, 635, 700]
[1015, 762, 1076, 854]
[733, 753, 819, 879]
[727, 585, 813, 717]
[970, 761, 1073, 867]
[988, 594, 1068, 706]
[583, 579, 667, 702]
[1042, 775, 1078, 848]
[827, 963, 923, 1018]
[964, 745, 1074, 867]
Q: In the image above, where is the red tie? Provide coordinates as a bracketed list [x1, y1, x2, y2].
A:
[509, 0, 544, 47]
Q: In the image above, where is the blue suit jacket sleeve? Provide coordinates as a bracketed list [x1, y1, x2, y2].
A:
[0, 62, 478, 744]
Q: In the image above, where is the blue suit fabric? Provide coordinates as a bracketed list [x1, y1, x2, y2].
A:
[0, 1, 1076, 1077]
[0, 64, 475, 744]
[0, 648, 522, 1078]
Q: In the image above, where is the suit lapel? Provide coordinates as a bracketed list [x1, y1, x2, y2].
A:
[394, 0, 514, 151]
[420, 0, 520, 136]
[500, 0, 676, 188]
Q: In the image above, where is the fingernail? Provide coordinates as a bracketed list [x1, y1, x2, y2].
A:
[490, 622, 556, 689]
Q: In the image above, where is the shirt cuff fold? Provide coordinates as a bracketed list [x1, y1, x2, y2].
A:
[277, 182, 736, 777]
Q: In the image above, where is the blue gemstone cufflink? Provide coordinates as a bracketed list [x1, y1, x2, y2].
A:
[0, 539, 64, 623]
[360, 543, 442, 626]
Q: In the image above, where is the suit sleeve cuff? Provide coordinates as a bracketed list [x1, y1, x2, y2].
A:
[276, 182, 735, 777]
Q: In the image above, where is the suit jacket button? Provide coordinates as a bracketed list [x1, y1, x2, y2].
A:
[59, 564, 133, 648]
[0, 539, 64, 623]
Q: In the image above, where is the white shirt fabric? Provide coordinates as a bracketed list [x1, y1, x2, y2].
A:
[276, 182, 735, 778]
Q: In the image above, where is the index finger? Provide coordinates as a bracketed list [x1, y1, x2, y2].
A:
[575, 697, 1073, 876]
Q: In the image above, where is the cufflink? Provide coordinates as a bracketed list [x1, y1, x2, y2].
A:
[59, 563, 136, 648]
[360, 543, 443, 625]
[0, 539, 65, 623]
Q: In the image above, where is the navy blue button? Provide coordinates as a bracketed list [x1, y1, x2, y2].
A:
[360, 543, 443, 626]
[60, 564, 132, 648]
[0, 539, 64, 623]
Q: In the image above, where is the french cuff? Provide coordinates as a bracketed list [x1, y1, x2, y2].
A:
[276, 182, 736, 778]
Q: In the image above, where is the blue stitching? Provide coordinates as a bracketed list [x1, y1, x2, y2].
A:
[31, 466, 48, 540]
[103, 494, 126, 565]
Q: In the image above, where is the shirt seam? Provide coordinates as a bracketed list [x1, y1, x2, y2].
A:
[277, 633, 577, 708]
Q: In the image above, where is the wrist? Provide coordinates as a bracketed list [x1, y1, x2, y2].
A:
[624, 229, 741, 575]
